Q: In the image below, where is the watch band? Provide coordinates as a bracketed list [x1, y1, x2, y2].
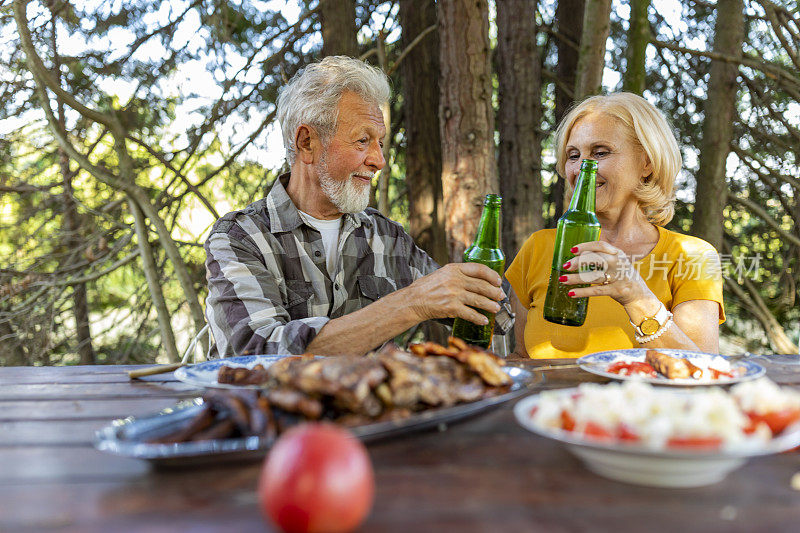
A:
[630, 302, 672, 337]
[635, 316, 674, 344]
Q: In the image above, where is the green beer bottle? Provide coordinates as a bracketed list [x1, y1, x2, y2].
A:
[543, 159, 601, 326]
[452, 194, 505, 349]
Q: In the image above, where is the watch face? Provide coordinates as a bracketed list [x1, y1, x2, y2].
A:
[640, 317, 660, 336]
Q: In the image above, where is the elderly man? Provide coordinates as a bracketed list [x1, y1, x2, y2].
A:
[205, 56, 508, 356]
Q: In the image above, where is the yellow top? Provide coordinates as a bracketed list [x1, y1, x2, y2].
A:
[505, 226, 725, 358]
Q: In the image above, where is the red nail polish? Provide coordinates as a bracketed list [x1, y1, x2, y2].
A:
[570, 246, 578, 253]
[568, 291, 575, 297]
[558, 275, 568, 282]
[563, 261, 571, 269]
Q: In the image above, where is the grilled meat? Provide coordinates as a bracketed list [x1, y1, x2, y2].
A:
[217, 364, 271, 385]
[645, 350, 703, 379]
[264, 386, 324, 419]
[269, 357, 388, 417]
[171, 340, 516, 445]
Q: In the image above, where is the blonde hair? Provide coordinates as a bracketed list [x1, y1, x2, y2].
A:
[554, 92, 681, 226]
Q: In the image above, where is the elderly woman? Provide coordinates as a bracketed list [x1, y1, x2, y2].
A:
[506, 93, 724, 358]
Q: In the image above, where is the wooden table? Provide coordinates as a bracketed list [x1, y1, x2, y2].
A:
[2, 359, 800, 532]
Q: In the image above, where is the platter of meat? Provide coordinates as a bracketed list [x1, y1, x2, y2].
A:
[95, 339, 541, 465]
[577, 348, 764, 386]
[514, 378, 800, 487]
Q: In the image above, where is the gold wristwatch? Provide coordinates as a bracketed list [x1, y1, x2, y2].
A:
[630, 303, 672, 336]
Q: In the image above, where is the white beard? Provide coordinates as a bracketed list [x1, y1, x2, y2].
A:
[318, 155, 373, 214]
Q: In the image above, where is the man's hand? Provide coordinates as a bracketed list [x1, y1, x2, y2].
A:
[404, 263, 505, 326]
[305, 263, 504, 356]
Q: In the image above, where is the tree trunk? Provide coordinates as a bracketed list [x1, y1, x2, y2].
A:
[130, 199, 180, 363]
[692, 0, 744, 251]
[61, 173, 95, 364]
[496, 0, 544, 262]
[438, 0, 498, 262]
[399, 0, 447, 265]
[574, 0, 612, 99]
[623, 0, 650, 95]
[550, 0, 585, 226]
[51, 12, 95, 364]
[320, 0, 359, 57]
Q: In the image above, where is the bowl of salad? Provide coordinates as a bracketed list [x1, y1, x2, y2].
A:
[514, 378, 800, 487]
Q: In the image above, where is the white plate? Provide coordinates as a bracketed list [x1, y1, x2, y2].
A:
[513, 388, 800, 487]
[174, 355, 292, 389]
[577, 348, 765, 386]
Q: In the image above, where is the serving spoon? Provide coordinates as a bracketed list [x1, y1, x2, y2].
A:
[128, 325, 209, 379]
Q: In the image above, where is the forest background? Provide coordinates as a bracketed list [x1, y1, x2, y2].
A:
[2, 0, 799, 366]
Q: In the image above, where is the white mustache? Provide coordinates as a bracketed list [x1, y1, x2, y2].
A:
[351, 172, 375, 180]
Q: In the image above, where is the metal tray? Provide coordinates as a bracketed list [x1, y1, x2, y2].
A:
[95, 365, 542, 467]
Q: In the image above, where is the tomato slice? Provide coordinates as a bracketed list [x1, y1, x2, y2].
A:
[743, 418, 760, 435]
[617, 424, 641, 442]
[710, 368, 735, 379]
[607, 361, 633, 375]
[607, 361, 657, 377]
[747, 409, 800, 435]
[561, 410, 576, 431]
[583, 422, 613, 440]
[630, 362, 658, 377]
[666, 436, 723, 449]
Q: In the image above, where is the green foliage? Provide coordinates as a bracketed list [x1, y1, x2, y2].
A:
[1, 0, 318, 365]
[4, 0, 800, 364]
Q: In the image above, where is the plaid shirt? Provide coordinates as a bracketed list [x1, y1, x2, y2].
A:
[205, 174, 441, 356]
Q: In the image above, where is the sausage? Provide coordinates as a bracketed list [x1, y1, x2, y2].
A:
[147, 404, 215, 444]
[645, 350, 702, 379]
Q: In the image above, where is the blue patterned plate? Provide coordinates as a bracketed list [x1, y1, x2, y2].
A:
[174, 355, 292, 390]
[577, 348, 765, 386]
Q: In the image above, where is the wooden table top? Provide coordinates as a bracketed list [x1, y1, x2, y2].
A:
[2, 359, 800, 532]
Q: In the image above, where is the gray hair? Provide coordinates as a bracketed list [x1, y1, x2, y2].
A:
[276, 56, 391, 165]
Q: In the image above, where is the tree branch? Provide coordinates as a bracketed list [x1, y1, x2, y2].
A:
[761, 0, 800, 72]
[650, 38, 800, 93]
[741, 75, 800, 146]
[386, 23, 436, 76]
[175, 7, 317, 177]
[721, 239, 798, 354]
[731, 144, 800, 192]
[126, 133, 219, 219]
[727, 192, 800, 247]
[192, 109, 277, 190]
[13, 0, 118, 129]
[0, 183, 61, 193]
[42, 250, 140, 287]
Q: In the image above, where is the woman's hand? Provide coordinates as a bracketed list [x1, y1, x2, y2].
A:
[558, 241, 652, 306]
[559, 241, 720, 352]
